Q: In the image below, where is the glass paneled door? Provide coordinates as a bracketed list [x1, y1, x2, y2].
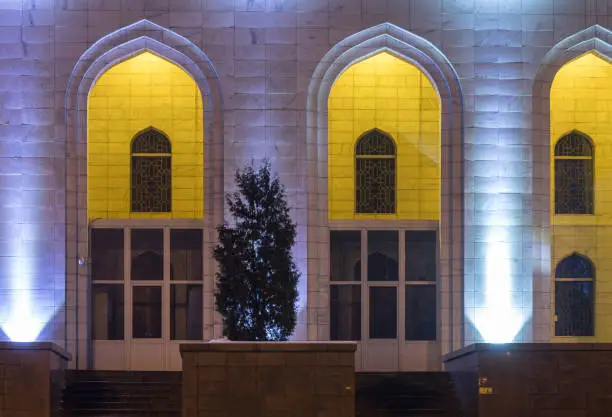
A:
[330, 228, 439, 371]
[365, 231, 400, 371]
[91, 227, 203, 370]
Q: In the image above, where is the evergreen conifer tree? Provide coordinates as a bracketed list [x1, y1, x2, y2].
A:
[213, 160, 299, 341]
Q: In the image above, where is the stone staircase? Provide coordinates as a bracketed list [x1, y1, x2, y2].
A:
[61, 370, 462, 417]
[356, 372, 464, 416]
[60, 371, 182, 417]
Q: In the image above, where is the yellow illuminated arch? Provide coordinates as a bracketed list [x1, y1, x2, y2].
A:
[87, 51, 203, 220]
[328, 51, 441, 220]
[550, 52, 612, 221]
[551, 52, 612, 150]
[550, 52, 612, 341]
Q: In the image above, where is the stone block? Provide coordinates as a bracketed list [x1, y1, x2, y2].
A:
[181, 342, 356, 417]
[0, 342, 70, 417]
[444, 344, 612, 417]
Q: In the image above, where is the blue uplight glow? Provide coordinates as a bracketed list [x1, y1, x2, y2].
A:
[468, 228, 530, 343]
[2, 246, 56, 342]
[4, 294, 48, 342]
[0, 157, 64, 343]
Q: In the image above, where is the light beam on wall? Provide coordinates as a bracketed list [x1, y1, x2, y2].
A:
[469, 228, 528, 343]
[0, 185, 63, 342]
[3, 293, 47, 342]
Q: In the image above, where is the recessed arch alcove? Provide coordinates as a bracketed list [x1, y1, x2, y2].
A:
[533, 25, 612, 343]
[65, 19, 224, 369]
[306, 22, 464, 362]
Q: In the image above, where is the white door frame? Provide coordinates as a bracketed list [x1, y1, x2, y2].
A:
[329, 220, 440, 372]
[90, 219, 206, 371]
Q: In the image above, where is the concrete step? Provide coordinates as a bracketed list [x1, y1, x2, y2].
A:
[62, 370, 463, 417]
[61, 371, 182, 417]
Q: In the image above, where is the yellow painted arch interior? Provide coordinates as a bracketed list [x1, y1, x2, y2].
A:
[87, 51, 204, 220]
[550, 52, 612, 341]
[551, 52, 612, 224]
[327, 52, 441, 221]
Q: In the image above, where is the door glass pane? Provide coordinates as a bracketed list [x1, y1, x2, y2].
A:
[330, 285, 361, 340]
[367, 231, 398, 281]
[555, 281, 594, 337]
[171, 229, 203, 281]
[405, 284, 437, 341]
[131, 229, 163, 281]
[369, 287, 397, 339]
[171, 284, 203, 340]
[132, 286, 162, 338]
[330, 231, 361, 282]
[91, 229, 124, 281]
[92, 284, 124, 340]
[405, 231, 437, 282]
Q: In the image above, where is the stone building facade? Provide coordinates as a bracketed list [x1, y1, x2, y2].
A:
[0, 0, 611, 371]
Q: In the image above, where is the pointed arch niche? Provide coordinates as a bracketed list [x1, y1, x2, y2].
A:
[306, 23, 464, 359]
[89, 53, 200, 219]
[533, 25, 612, 343]
[65, 20, 224, 368]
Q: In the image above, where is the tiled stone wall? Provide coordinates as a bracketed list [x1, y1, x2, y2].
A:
[0, 342, 70, 417]
[181, 342, 356, 417]
[444, 343, 612, 417]
[0, 0, 608, 368]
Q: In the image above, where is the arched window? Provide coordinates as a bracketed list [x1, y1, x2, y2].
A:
[355, 129, 396, 214]
[554, 132, 594, 214]
[554, 253, 595, 337]
[131, 127, 171, 212]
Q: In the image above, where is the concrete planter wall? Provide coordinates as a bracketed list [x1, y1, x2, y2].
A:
[0, 342, 70, 417]
[181, 341, 356, 417]
[444, 343, 612, 417]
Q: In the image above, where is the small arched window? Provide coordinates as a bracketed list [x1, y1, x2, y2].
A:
[131, 127, 172, 212]
[554, 132, 594, 214]
[355, 129, 396, 214]
[554, 253, 595, 337]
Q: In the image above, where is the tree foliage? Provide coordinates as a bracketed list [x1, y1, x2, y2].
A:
[213, 160, 299, 341]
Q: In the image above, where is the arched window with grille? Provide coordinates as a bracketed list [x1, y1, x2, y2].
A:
[355, 129, 396, 214]
[554, 131, 594, 214]
[131, 127, 172, 212]
[554, 253, 595, 337]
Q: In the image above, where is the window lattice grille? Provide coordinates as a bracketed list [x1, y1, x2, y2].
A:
[355, 130, 396, 214]
[555, 254, 595, 337]
[356, 130, 396, 156]
[554, 133, 592, 157]
[131, 128, 172, 213]
[132, 128, 172, 154]
[554, 132, 593, 214]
